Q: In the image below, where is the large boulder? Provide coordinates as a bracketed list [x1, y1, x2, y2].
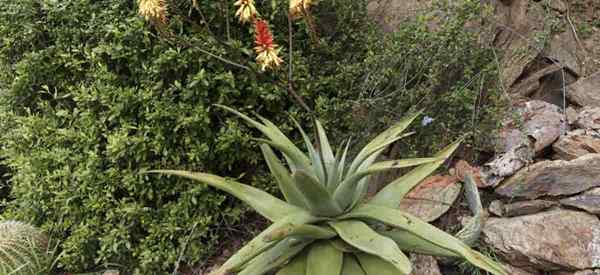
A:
[553, 129, 600, 160]
[568, 71, 600, 108]
[483, 209, 600, 271]
[496, 154, 600, 199]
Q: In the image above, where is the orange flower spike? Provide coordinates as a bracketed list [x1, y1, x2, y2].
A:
[234, 0, 258, 24]
[253, 20, 283, 71]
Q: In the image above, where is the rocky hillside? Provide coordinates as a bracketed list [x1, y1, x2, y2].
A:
[369, 0, 600, 274]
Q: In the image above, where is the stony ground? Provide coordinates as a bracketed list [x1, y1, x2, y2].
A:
[368, 0, 600, 274]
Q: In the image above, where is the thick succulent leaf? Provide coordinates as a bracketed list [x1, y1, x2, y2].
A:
[254, 138, 311, 173]
[306, 241, 344, 275]
[341, 254, 366, 275]
[455, 174, 484, 246]
[329, 220, 412, 275]
[314, 120, 339, 190]
[238, 238, 313, 275]
[369, 139, 462, 208]
[293, 170, 343, 217]
[210, 212, 318, 275]
[149, 170, 301, 221]
[263, 224, 337, 242]
[216, 105, 311, 170]
[344, 204, 508, 275]
[378, 229, 458, 257]
[348, 110, 422, 174]
[276, 250, 307, 275]
[356, 252, 405, 275]
[329, 239, 360, 253]
[336, 139, 352, 185]
[333, 158, 439, 209]
[291, 117, 326, 183]
[260, 144, 307, 208]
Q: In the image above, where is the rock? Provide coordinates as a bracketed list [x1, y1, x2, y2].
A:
[504, 264, 542, 275]
[492, 0, 546, 87]
[483, 209, 600, 271]
[553, 130, 600, 160]
[399, 175, 461, 222]
[560, 188, 600, 215]
[568, 71, 600, 108]
[487, 199, 557, 217]
[496, 154, 600, 199]
[454, 160, 485, 187]
[553, 270, 600, 275]
[567, 107, 580, 125]
[576, 107, 600, 130]
[489, 200, 505, 216]
[503, 200, 557, 217]
[510, 63, 564, 98]
[546, 31, 584, 77]
[410, 254, 442, 275]
[548, 0, 567, 12]
[482, 143, 533, 188]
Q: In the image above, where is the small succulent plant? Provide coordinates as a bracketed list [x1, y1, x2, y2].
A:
[152, 105, 507, 275]
[0, 220, 50, 275]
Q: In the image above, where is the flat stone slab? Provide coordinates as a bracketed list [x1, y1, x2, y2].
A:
[483, 209, 600, 271]
[399, 175, 461, 222]
[576, 107, 600, 130]
[568, 71, 600, 108]
[496, 154, 600, 199]
[560, 188, 600, 215]
[488, 200, 557, 217]
[553, 129, 600, 160]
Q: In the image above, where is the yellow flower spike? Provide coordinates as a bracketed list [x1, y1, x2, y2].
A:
[289, 0, 313, 20]
[138, 0, 168, 26]
[234, 0, 258, 24]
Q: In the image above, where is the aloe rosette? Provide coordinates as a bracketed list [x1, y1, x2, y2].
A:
[151, 105, 507, 275]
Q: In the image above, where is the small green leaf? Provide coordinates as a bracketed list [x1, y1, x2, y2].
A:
[238, 238, 313, 275]
[329, 220, 412, 275]
[307, 241, 343, 275]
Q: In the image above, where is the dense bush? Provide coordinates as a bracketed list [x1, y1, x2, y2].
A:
[0, 0, 502, 273]
[0, 0, 374, 273]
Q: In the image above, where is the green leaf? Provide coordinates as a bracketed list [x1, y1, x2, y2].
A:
[276, 250, 307, 275]
[211, 212, 318, 275]
[291, 117, 325, 185]
[306, 241, 343, 275]
[293, 170, 343, 217]
[263, 224, 337, 242]
[348, 110, 422, 174]
[344, 204, 508, 275]
[378, 229, 458, 257]
[455, 174, 485, 246]
[149, 170, 300, 221]
[370, 139, 462, 208]
[315, 120, 337, 190]
[333, 157, 439, 210]
[260, 144, 307, 208]
[341, 254, 366, 275]
[328, 220, 412, 275]
[336, 139, 352, 187]
[355, 252, 403, 275]
[238, 238, 313, 275]
[329, 239, 359, 253]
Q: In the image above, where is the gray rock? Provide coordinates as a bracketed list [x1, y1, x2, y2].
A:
[482, 143, 533, 188]
[504, 264, 542, 275]
[553, 130, 600, 160]
[489, 200, 505, 216]
[568, 71, 600, 108]
[483, 209, 600, 271]
[496, 154, 600, 199]
[576, 107, 600, 130]
[560, 188, 600, 215]
[553, 270, 600, 275]
[567, 107, 580, 125]
[487, 199, 557, 217]
[409, 254, 442, 275]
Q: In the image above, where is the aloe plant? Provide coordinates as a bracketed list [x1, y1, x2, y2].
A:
[0, 220, 50, 275]
[151, 105, 508, 275]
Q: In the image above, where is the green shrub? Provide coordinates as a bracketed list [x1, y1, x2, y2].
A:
[0, 0, 375, 273]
